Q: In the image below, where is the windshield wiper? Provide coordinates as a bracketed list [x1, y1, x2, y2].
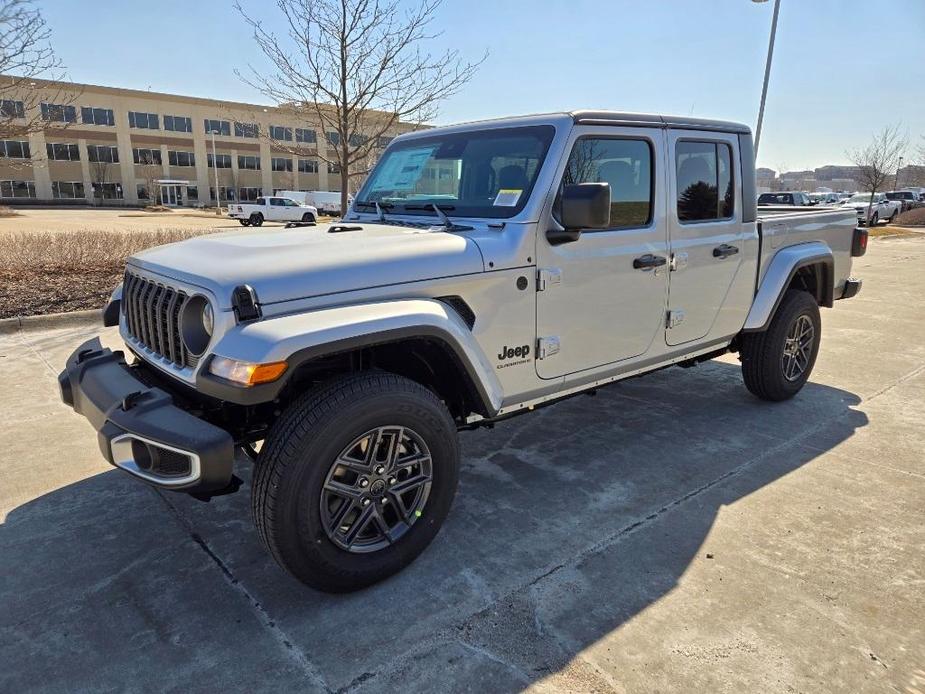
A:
[401, 202, 457, 229]
[355, 200, 395, 210]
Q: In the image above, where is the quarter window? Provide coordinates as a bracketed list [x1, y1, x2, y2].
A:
[560, 137, 653, 229]
[675, 141, 734, 222]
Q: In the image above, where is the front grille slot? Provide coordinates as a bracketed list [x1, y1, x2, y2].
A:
[122, 271, 191, 367]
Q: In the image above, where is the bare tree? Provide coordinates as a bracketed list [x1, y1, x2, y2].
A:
[89, 158, 110, 205]
[848, 124, 906, 220]
[139, 157, 163, 207]
[0, 0, 75, 142]
[236, 0, 485, 214]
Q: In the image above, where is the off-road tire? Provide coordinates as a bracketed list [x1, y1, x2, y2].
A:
[249, 213, 264, 227]
[301, 212, 316, 224]
[740, 289, 821, 402]
[252, 372, 459, 592]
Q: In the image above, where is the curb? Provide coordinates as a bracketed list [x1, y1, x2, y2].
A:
[0, 309, 102, 335]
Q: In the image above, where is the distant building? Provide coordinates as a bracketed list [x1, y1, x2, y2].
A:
[0, 76, 413, 206]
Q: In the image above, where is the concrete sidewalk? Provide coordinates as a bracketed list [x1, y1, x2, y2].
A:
[1, 236, 923, 693]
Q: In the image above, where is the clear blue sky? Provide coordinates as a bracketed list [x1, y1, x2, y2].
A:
[42, 0, 924, 171]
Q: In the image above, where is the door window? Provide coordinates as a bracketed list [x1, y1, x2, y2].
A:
[675, 141, 734, 222]
[270, 198, 284, 206]
[559, 138, 653, 229]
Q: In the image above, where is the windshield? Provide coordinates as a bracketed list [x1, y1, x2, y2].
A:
[356, 125, 555, 218]
[846, 195, 874, 203]
[885, 192, 909, 200]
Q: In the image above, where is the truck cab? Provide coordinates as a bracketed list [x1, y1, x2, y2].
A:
[228, 195, 318, 227]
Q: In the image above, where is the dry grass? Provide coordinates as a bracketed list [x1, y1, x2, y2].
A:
[0, 205, 21, 218]
[895, 208, 925, 226]
[0, 228, 212, 318]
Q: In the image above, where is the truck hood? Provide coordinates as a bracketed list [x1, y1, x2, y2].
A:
[128, 223, 485, 309]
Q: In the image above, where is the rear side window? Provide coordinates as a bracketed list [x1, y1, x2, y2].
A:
[676, 141, 734, 222]
[560, 137, 653, 229]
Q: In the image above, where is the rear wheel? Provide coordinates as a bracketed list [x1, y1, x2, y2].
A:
[238, 219, 250, 226]
[249, 213, 264, 227]
[740, 289, 821, 401]
[252, 372, 459, 592]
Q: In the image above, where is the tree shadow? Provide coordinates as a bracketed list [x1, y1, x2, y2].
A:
[0, 361, 867, 691]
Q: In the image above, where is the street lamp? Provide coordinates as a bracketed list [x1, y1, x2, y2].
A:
[894, 156, 904, 190]
[753, 0, 781, 154]
[210, 129, 222, 215]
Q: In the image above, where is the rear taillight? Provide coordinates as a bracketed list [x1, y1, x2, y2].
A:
[852, 227, 868, 257]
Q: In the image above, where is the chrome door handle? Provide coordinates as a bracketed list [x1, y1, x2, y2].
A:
[713, 244, 739, 259]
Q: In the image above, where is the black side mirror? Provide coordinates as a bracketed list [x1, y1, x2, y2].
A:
[547, 182, 611, 245]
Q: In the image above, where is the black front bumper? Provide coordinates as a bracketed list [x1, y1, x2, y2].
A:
[58, 338, 235, 494]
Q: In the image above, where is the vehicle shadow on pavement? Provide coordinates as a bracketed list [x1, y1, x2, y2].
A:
[0, 361, 868, 692]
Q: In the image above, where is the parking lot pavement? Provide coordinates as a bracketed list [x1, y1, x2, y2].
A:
[1, 236, 923, 694]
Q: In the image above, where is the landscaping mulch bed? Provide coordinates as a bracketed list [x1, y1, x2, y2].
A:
[895, 208, 925, 227]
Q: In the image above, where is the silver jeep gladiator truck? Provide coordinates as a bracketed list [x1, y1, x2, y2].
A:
[59, 111, 867, 592]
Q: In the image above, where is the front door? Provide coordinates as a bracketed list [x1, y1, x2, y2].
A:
[535, 127, 669, 379]
[160, 185, 181, 206]
[665, 131, 747, 345]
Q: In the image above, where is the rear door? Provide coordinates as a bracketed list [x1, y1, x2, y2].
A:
[665, 131, 749, 346]
[535, 126, 669, 379]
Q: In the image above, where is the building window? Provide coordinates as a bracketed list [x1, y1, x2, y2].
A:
[1, 180, 37, 198]
[348, 133, 368, 146]
[209, 186, 236, 201]
[87, 144, 119, 163]
[0, 100, 24, 119]
[559, 137, 654, 229]
[296, 128, 316, 144]
[207, 153, 231, 168]
[132, 148, 162, 165]
[234, 121, 259, 138]
[128, 111, 159, 129]
[675, 141, 734, 223]
[52, 181, 84, 199]
[164, 115, 193, 133]
[325, 131, 340, 146]
[271, 157, 292, 172]
[0, 140, 31, 158]
[377, 135, 394, 148]
[40, 102, 77, 123]
[81, 106, 115, 126]
[46, 142, 80, 161]
[327, 161, 340, 174]
[298, 158, 318, 173]
[136, 184, 152, 201]
[186, 185, 198, 201]
[167, 150, 195, 167]
[270, 125, 292, 141]
[204, 118, 230, 136]
[238, 186, 262, 201]
[238, 154, 260, 170]
[91, 182, 123, 199]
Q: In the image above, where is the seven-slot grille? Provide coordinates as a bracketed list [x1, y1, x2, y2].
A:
[122, 271, 195, 367]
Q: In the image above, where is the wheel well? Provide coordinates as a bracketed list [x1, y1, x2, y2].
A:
[280, 338, 488, 423]
[788, 262, 833, 308]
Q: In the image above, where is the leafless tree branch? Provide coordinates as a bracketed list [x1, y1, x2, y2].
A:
[848, 124, 907, 218]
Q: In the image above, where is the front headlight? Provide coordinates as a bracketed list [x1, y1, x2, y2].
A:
[180, 295, 213, 356]
[209, 356, 288, 386]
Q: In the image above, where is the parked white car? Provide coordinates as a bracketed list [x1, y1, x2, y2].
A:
[228, 196, 318, 227]
[840, 193, 901, 226]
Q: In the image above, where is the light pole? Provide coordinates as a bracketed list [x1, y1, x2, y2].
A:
[210, 129, 222, 215]
[753, 0, 781, 154]
[894, 156, 903, 190]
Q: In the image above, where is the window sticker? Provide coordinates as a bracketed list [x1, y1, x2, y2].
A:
[493, 188, 522, 207]
[369, 146, 436, 192]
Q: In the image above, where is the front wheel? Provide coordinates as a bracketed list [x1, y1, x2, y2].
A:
[252, 372, 459, 592]
[301, 212, 316, 224]
[739, 289, 821, 401]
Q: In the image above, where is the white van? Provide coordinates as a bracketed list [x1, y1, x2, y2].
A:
[276, 190, 353, 215]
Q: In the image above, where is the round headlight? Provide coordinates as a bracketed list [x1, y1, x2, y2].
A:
[180, 295, 213, 356]
[202, 302, 214, 336]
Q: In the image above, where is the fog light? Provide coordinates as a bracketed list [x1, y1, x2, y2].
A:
[209, 356, 287, 386]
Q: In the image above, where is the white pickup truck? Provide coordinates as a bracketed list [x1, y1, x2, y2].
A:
[60, 110, 867, 592]
[228, 196, 318, 227]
